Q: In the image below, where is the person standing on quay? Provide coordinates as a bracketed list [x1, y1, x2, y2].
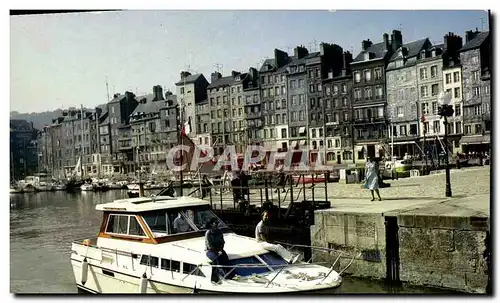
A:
[364, 157, 382, 201]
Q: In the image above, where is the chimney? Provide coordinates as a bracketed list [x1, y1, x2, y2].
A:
[231, 71, 241, 78]
[391, 30, 403, 52]
[95, 107, 102, 117]
[165, 90, 173, 97]
[383, 33, 390, 49]
[465, 29, 480, 43]
[444, 32, 463, 55]
[153, 85, 164, 101]
[211, 72, 222, 83]
[180, 71, 191, 80]
[124, 91, 135, 103]
[274, 48, 289, 68]
[248, 67, 258, 81]
[343, 51, 353, 70]
[361, 39, 373, 51]
[293, 45, 309, 59]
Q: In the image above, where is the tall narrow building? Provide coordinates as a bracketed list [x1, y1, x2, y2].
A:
[458, 30, 491, 154]
[386, 37, 431, 159]
[351, 31, 395, 162]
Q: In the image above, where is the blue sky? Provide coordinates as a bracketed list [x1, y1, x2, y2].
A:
[10, 10, 489, 113]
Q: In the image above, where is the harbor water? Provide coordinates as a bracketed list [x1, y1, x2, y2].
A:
[10, 190, 453, 294]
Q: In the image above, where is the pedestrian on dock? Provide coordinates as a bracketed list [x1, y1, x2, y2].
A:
[364, 157, 382, 202]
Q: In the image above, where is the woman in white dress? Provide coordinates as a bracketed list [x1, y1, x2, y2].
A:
[364, 157, 382, 201]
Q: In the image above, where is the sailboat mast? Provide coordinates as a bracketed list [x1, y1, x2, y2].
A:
[80, 104, 84, 179]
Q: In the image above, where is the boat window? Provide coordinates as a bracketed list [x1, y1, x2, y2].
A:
[258, 252, 288, 269]
[181, 207, 228, 231]
[105, 214, 147, 237]
[106, 215, 128, 234]
[228, 256, 269, 277]
[142, 211, 168, 234]
[161, 259, 180, 272]
[183, 262, 205, 277]
[140, 255, 159, 268]
[128, 216, 146, 237]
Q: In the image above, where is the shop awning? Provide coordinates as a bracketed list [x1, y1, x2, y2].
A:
[298, 127, 306, 135]
[299, 140, 306, 146]
[274, 152, 288, 159]
[461, 135, 490, 145]
[355, 146, 364, 151]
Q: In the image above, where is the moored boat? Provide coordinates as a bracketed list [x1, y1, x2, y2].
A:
[10, 187, 23, 194]
[80, 183, 94, 191]
[70, 196, 345, 294]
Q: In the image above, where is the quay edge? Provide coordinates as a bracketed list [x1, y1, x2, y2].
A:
[310, 194, 490, 294]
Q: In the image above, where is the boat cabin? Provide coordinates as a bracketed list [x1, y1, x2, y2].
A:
[95, 196, 230, 244]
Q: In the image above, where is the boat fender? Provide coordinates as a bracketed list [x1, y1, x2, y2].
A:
[81, 258, 89, 285]
[139, 273, 148, 294]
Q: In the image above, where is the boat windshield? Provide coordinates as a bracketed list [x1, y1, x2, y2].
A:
[141, 205, 228, 237]
[228, 252, 288, 277]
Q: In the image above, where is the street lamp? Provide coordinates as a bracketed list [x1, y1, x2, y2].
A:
[438, 91, 453, 197]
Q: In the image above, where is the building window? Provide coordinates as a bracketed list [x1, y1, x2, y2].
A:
[180, 87, 185, 94]
[445, 73, 452, 84]
[354, 89, 362, 100]
[472, 71, 480, 80]
[343, 112, 348, 121]
[317, 83, 322, 91]
[430, 65, 438, 78]
[433, 121, 440, 133]
[464, 125, 472, 135]
[310, 98, 315, 107]
[432, 102, 438, 114]
[299, 94, 304, 105]
[453, 71, 460, 83]
[309, 84, 315, 93]
[420, 86, 428, 98]
[396, 106, 404, 117]
[364, 87, 372, 100]
[484, 86, 490, 95]
[354, 72, 361, 83]
[399, 125, 407, 137]
[325, 85, 331, 95]
[423, 122, 429, 134]
[281, 99, 286, 109]
[474, 87, 480, 96]
[298, 79, 304, 88]
[375, 86, 383, 99]
[454, 87, 461, 99]
[291, 112, 298, 122]
[275, 87, 280, 96]
[475, 124, 482, 134]
[455, 104, 461, 116]
[333, 85, 339, 95]
[312, 129, 317, 138]
[291, 96, 297, 107]
[456, 122, 462, 133]
[431, 84, 439, 96]
[269, 101, 274, 110]
[374, 68, 382, 80]
[419, 68, 428, 80]
[447, 122, 454, 134]
[281, 86, 286, 95]
[364, 70, 371, 82]
[474, 105, 481, 115]
[421, 103, 429, 115]
[290, 80, 296, 89]
[281, 128, 287, 138]
[410, 124, 417, 135]
[299, 111, 305, 121]
[342, 97, 348, 107]
[276, 114, 281, 124]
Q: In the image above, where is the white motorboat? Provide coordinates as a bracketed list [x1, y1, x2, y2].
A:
[126, 183, 140, 191]
[80, 183, 94, 191]
[53, 183, 67, 191]
[35, 181, 54, 192]
[70, 196, 344, 294]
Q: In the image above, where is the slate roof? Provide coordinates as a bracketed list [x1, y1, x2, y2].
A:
[135, 94, 155, 103]
[175, 74, 204, 86]
[259, 58, 276, 73]
[353, 42, 389, 63]
[10, 119, 33, 131]
[131, 102, 164, 116]
[108, 94, 126, 103]
[459, 31, 489, 52]
[389, 38, 430, 61]
[431, 43, 445, 50]
[207, 73, 248, 89]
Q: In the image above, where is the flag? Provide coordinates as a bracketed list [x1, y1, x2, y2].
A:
[181, 118, 191, 137]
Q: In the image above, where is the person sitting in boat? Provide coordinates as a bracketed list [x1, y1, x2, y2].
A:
[205, 218, 232, 282]
[173, 212, 191, 233]
[255, 211, 298, 264]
